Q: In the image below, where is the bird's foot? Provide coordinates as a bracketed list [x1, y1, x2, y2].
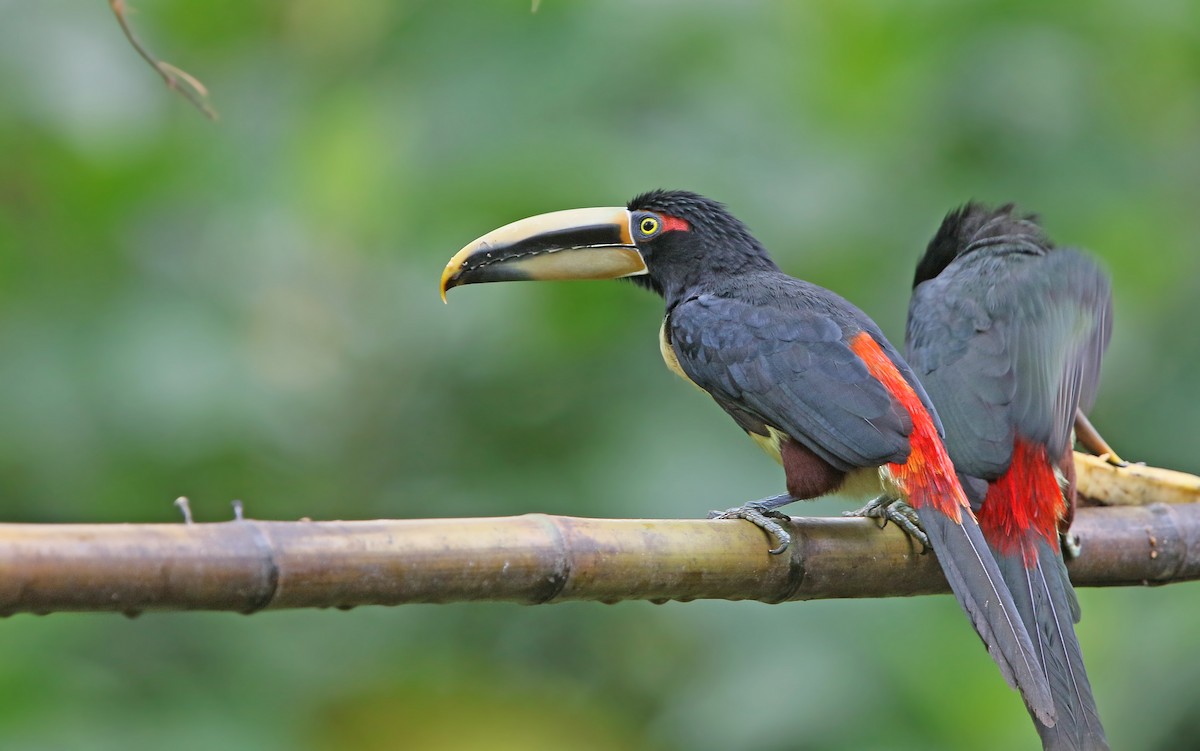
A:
[709, 494, 797, 555]
[1060, 530, 1083, 560]
[1074, 411, 1129, 467]
[1097, 451, 1130, 468]
[843, 496, 930, 552]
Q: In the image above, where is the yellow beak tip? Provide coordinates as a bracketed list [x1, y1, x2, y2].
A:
[439, 261, 461, 304]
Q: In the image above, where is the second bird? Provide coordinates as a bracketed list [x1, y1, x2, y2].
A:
[906, 204, 1112, 750]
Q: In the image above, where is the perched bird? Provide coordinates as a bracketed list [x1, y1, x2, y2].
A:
[906, 203, 1112, 749]
[441, 189, 1055, 730]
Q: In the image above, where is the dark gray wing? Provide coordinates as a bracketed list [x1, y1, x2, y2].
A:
[669, 293, 912, 471]
[906, 246, 1112, 479]
[1013, 249, 1112, 451]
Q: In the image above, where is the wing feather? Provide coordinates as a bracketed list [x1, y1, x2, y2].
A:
[671, 293, 912, 471]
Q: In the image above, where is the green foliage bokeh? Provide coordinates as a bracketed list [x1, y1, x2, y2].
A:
[1, 2, 1198, 749]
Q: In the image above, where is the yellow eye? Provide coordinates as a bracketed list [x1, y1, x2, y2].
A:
[639, 217, 659, 235]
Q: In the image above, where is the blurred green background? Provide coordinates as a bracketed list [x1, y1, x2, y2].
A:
[2, 1, 1198, 749]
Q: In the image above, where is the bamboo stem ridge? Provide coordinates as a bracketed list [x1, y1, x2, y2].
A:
[0, 504, 1195, 616]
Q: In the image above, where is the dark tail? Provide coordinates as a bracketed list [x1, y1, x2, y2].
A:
[997, 538, 1109, 750]
[917, 506, 1057, 727]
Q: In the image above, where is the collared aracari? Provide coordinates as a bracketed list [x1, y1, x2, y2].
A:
[906, 204, 1112, 749]
[441, 190, 1055, 727]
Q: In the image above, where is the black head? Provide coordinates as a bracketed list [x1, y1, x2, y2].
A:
[914, 202, 1051, 288]
[624, 190, 779, 300]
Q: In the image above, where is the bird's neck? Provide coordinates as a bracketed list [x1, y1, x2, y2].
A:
[658, 252, 781, 306]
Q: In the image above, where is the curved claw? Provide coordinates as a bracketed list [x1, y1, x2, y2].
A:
[709, 504, 793, 555]
[1098, 452, 1129, 468]
[1075, 410, 1128, 467]
[844, 496, 931, 552]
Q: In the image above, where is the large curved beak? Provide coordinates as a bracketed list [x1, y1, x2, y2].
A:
[440, 207, 647, 302]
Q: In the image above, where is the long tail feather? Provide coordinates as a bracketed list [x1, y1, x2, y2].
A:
[917, 506, 1057, 726]
[999, 538, 1108, 750]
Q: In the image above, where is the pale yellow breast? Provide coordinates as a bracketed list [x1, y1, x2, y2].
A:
[748, 426, 787, 466]
[659, 318, 705, 392]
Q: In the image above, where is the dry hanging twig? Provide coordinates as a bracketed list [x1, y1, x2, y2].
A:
[109, 0, 218, 120]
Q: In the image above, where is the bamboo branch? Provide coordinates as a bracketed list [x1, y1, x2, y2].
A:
[0, 503, 1195, 616]
[1, 452, 1195, 616]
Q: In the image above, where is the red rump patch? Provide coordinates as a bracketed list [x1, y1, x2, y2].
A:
[661, 215, 690, 233]
[848, 332, 970, 523]
[978, 438, 1065, 567]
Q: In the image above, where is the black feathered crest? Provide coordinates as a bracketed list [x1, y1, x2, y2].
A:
[913, 203, 1051, 288]
[628, 189, 768, 256]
